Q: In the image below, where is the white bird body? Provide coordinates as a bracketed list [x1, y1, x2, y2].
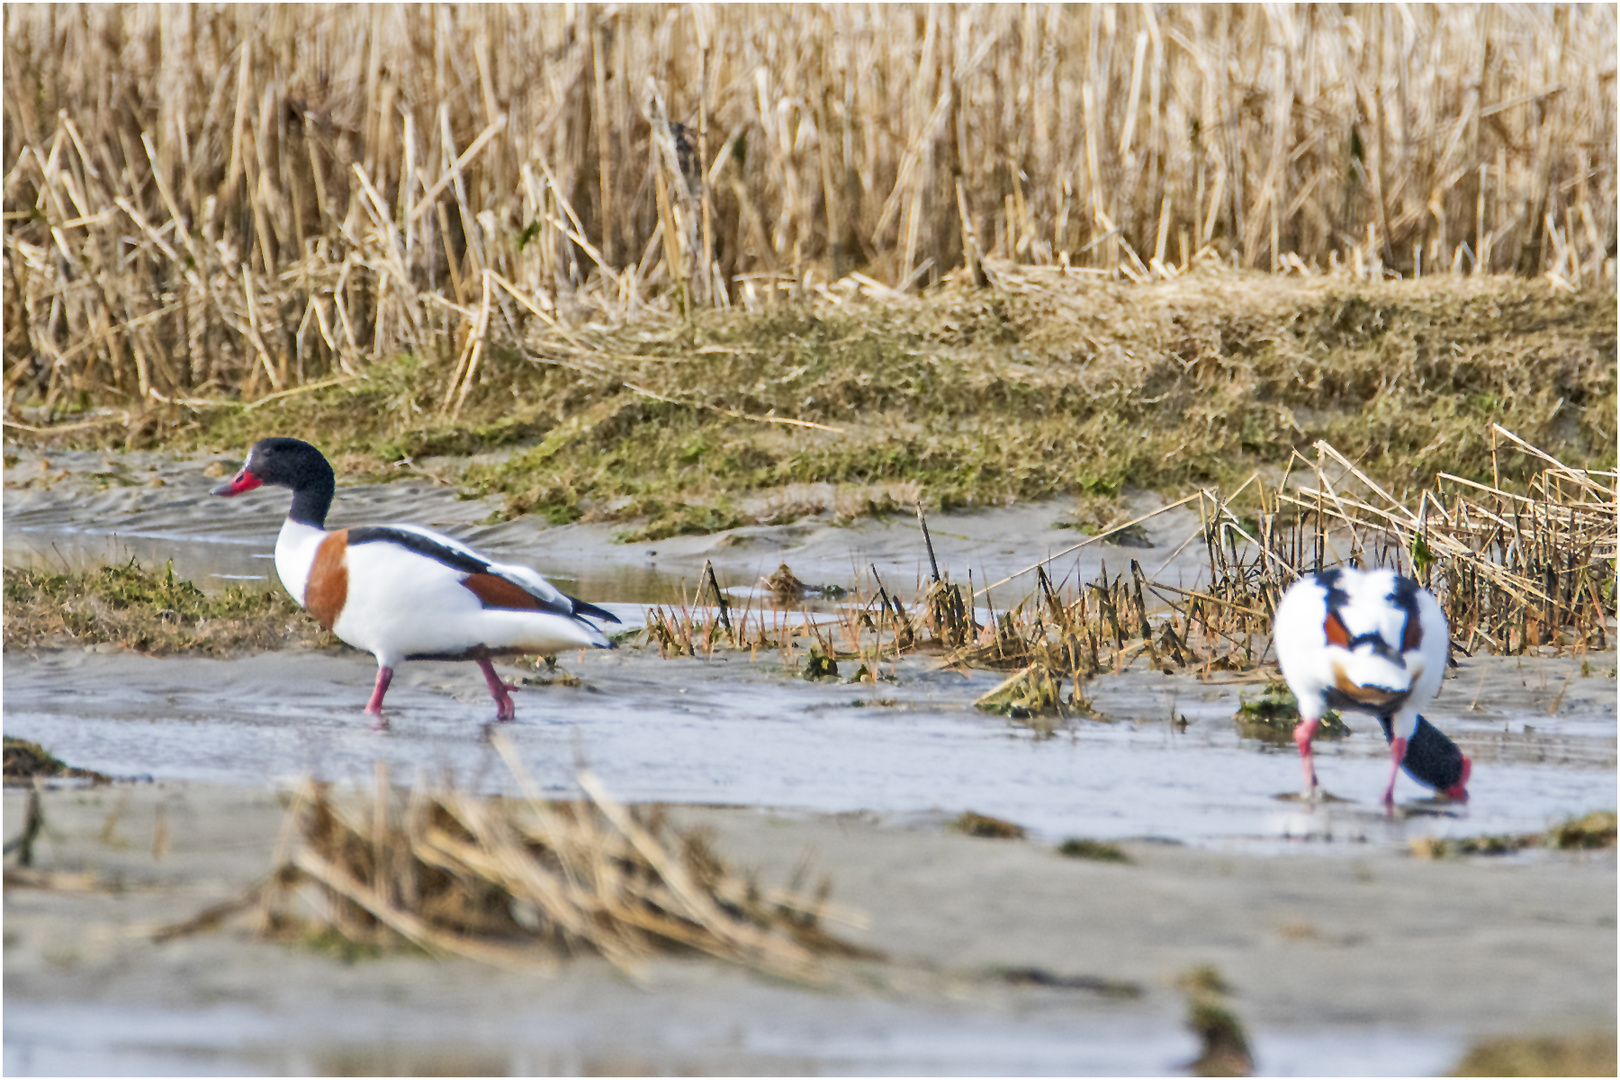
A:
[218, 438, 617, 723]
[1274, 567, 1467, 803]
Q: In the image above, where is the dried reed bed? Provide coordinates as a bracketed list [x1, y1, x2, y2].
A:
[168, 745, 863, 979]
[1275, 428, 1617, 656]
[5, 5, 1614, 419]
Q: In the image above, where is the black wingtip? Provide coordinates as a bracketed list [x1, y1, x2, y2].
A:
[572, 598, 622, 625]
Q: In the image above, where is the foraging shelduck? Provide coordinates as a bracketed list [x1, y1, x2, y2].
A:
[1274, 566, 1470, 804]
[212, 437, 619, 723]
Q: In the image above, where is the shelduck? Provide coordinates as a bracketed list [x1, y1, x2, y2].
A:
[212, 437, 619, 723]
[1274, 566, 1470, 804]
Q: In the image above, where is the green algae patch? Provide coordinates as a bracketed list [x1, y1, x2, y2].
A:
[2, 559, 328, 655]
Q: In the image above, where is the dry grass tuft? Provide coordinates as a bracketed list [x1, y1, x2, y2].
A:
[1178, 964, 1253, 1077]
[1546, 810, 1618, 851]
[183, 745, 866, 980]
[1277, 430, 1617, 654]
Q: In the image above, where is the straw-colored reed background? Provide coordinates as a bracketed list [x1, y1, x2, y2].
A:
[4, 4, 1615, 411]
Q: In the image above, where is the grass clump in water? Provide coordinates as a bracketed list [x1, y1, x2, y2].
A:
[951, 811, 1027, 840]
[1448, 1032, 1617, 1077]
[1057, 838, 1130, 863]
[2, 559, 325, 655]
[2, 737, 110, 787]
[1233, 681, 1349, 743]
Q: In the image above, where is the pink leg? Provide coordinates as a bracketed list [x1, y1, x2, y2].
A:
[1443, 757, 1472, 801]
[1293, 716, 1321, 797]
[1382, 736, 1408, 806]
[478, 658, 518, 722]
[365, 666, 394, 729]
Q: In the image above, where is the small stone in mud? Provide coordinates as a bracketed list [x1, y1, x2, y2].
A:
[951, 811, 1026, 840]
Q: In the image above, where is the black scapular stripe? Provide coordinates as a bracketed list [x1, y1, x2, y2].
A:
[1379, 715, 1467, 791]
[345, 526, 620, 624]
[347, 526, 492, 574]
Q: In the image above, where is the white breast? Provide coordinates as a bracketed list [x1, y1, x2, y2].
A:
[274, 519, 328, 605]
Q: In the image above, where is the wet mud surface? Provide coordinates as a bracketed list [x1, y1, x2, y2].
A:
[5, 447, 1616, 1075]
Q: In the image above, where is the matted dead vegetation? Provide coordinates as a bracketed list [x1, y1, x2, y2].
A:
[161, 745, 867, 981]
[4, 5, 1614, 430]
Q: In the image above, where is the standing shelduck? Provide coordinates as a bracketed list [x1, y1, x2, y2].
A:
[1274, 566, 1470, 804]
[212, 437, 619, 723]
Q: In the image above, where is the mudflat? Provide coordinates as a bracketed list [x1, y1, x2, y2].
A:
[4, 777, 1614, 1076]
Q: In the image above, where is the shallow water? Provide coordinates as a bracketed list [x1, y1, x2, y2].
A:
[6, 647, 1613, 850]
[0, 998, 1466, 1077]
